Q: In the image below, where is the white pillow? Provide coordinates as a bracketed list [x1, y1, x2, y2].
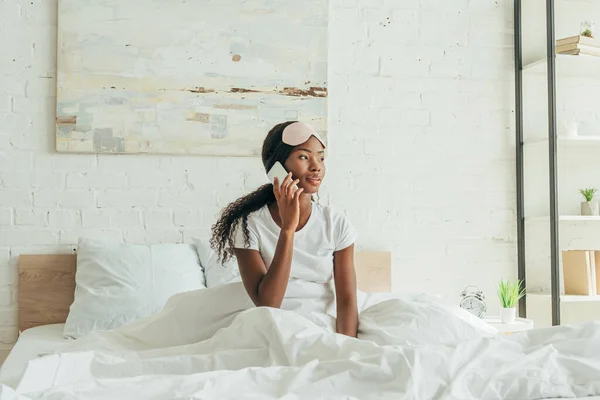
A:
[192, 237, 241, 288]
[64, 238, 206, 339]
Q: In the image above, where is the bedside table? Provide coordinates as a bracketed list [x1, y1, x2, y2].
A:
[483, 316, 534, 334]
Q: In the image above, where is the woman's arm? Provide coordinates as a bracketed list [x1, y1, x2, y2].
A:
[333, 244, 359, 337]
[234, 174, 304, 308]
[234, 229, 295, 308]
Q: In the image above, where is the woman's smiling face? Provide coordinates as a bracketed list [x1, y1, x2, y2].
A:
[283, 136, 326, 195]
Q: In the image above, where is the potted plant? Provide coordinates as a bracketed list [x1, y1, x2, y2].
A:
[581, 20, 595, 38]
[497, 279, 525, 324]
[579, 187, 599, 216]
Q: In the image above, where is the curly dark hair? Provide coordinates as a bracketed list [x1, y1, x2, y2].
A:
[210, 121, 298, 263]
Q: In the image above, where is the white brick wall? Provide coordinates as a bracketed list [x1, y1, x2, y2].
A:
[0, 0, 517, 363]
[326, 0, 516, 310]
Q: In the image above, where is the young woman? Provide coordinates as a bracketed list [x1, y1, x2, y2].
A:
[210, 121, 359, 337]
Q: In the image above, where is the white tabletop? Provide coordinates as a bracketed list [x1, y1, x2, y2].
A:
[483, 316, 534, 332]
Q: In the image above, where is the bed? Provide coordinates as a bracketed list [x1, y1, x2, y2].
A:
[0, 251, 392, 390]
[2, 251, 600, 400]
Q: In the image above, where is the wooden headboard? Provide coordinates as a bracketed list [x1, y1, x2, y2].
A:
[19, 254, 77, 333]
[18, 251, 391, 332]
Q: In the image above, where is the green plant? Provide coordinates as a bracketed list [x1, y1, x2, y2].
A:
[582, 29, 593, 38]
[497, 279, 526, 308]
[579, 187, 597, 202]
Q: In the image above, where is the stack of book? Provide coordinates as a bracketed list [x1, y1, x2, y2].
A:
[562, 250, 600, 295]
[556, 35, 600, 56]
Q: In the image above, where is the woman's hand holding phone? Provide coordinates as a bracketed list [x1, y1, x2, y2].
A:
[273, 173, 304, 232]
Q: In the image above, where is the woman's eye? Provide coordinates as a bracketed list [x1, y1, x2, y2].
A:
[299, 155, 308, 160]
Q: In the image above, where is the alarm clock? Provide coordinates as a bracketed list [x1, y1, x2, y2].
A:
[459, 285, 487, 318]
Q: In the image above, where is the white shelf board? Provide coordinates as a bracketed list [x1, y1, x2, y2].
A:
[526, 215, 600, 223]
[523, 53, 600, 76]
[524, 136, 600, 146]
[528, 293, 600, 303]
[527, 291, 600, 328]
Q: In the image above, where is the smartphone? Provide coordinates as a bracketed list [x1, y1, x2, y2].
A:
[267, 161, 298, 191]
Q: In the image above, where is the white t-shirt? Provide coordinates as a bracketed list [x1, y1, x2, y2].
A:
[233, 202, 357, 315]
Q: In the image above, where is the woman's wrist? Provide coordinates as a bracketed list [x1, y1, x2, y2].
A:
[280, 228, 296, 237]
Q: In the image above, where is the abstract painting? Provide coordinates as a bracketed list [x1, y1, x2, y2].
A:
[55, 0, 328, 156]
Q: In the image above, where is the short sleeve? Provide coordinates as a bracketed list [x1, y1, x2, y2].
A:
[334, 213, 357, 251]
[232, 219, 259, 251]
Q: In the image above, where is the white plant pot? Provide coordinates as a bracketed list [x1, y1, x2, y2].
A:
[501, 307, 516, 324]
[581, 201, 599, 216]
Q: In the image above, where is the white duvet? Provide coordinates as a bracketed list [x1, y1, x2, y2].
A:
[2, 282, 600, 400]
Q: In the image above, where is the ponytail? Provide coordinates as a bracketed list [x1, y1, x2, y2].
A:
[210, 183, 275, 263]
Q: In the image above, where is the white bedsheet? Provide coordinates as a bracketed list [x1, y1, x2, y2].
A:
[1, 283, 600, 400]
[0, 324, 71, 390]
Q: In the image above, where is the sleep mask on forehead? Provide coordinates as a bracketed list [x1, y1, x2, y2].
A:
[282, 121, 326, 148]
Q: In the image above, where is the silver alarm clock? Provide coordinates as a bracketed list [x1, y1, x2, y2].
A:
[459, 285, 487, 318]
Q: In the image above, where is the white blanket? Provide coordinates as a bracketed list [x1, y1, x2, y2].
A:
[2, 283, 600, 400]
